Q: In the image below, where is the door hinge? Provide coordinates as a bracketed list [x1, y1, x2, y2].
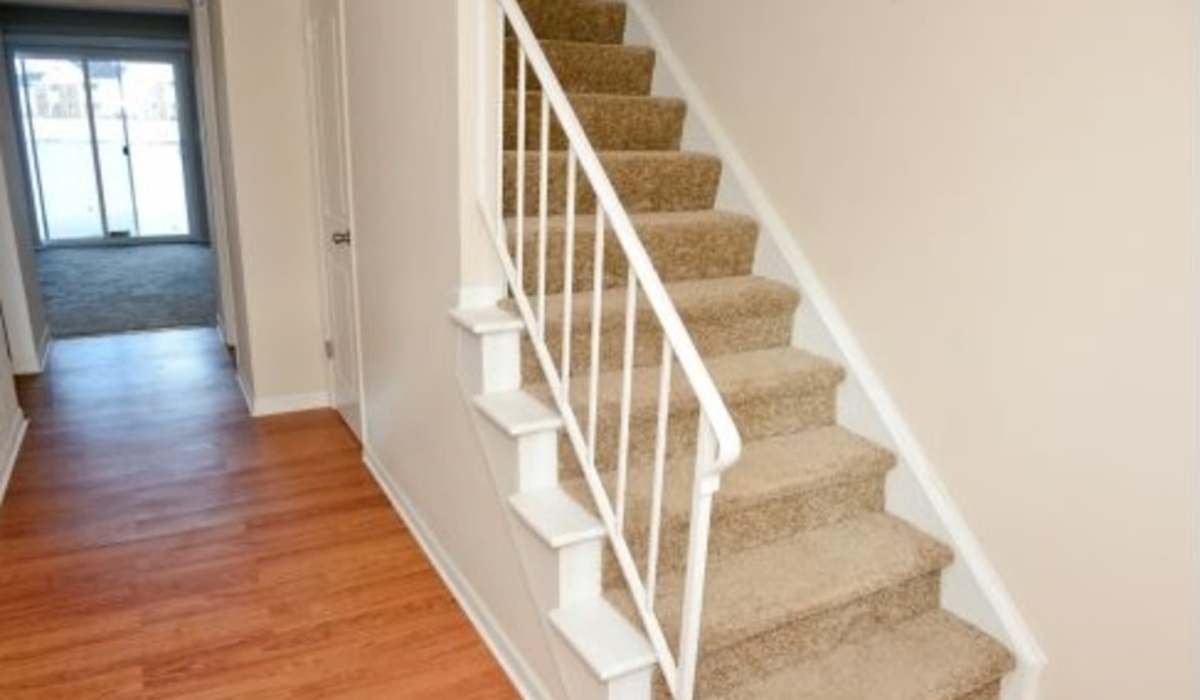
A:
[324, 340, 334, 359]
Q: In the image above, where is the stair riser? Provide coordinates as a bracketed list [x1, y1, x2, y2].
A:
[522, 309, 793, 378]
[507, 221, 758, 296]
[504, 92, 685, 152]
[514, 0, 627, 44]
[559, 379, 840, 476]
[505, 40, 654, 96]
[503, 153, 722, 216]
[602, 474, 887, 589]
[670, 573, 943, 698]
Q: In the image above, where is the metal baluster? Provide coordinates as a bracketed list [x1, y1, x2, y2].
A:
[537, 93, 550, 337]
[645, 336, 673, 607]
[614, 272, 638, 534]
[587, 208, 605, 462]
[677, 417, 721, 699]
[560, 149, 577, 400]
[495, 9, 506, 247]
[514, 49, 526, 282]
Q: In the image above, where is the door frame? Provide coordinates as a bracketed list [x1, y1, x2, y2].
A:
[0, 6, 242, 372]
[5, 36, 208, 247]
[302, 0, 365, 441]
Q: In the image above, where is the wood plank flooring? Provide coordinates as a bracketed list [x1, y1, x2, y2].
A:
[0, 328, 517, 699]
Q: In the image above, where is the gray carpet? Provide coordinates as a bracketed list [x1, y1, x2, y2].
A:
[36, 244, 217, 337]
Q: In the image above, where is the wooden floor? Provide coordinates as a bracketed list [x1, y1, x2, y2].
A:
[0, 328, 516, 699]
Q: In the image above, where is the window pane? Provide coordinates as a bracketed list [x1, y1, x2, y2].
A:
[123, 61, 188, 237]
[18, 55, 103, 241]
[87, 59, 137, 237]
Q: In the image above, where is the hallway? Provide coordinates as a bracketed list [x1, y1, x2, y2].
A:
[0, 328, 515, 698]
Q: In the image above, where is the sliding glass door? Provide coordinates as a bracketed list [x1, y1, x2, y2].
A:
[12, 48, 200, 244]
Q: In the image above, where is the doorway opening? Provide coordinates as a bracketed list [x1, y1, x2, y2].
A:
[0, 6, 218, 339]
[12, 50, 201, 243]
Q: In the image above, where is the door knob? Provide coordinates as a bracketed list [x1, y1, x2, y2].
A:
[331, 230, 352, 245]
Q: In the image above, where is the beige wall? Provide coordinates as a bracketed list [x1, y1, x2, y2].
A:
[643, 0, 1199, 697]
[0, 324, 23, 501]
[343, 0, 561, 693]
[210, 0, 326, 403]
[0, 35, 47, 375]
[0, 343, 17, 429]
[0, 144, 45, 374]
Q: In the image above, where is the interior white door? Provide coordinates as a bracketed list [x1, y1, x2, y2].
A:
[306, 0, 362, 439]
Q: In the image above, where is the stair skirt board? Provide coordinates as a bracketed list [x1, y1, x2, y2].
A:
[447, 0, 1036, 698]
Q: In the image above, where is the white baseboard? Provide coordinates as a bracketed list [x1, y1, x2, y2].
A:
[13, 324, 51, 376]
[0, 412, 28, 506]
[35, 325, 51, 373]
[235, 370, 254, 414]
[251, 391, 330, 417]
[216, 312, 236, 348]
[361, 445, 554, 700]
[235, 371, 329, 417]
[624, 3, 1046, 696]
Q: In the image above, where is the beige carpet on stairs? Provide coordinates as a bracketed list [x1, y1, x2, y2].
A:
[504, 1, 1015, 698]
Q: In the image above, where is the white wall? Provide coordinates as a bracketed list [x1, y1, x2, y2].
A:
[0, 334, 25, 502]
[0, 34, 48, 375]
[343, 0, 561, 695]
[641, 0, 1199, 697]
[209, 0, 327, 411]
[0, 155, 46, 374]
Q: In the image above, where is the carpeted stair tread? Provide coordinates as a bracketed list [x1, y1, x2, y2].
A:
[505, 91, 686, 151]
[516, 0, 627, 44]
[541, 275, 797, 329]
[516, 275, 797, 376]
[559, 424, 892, 508]
[507, 210, 758, 295]
[560, 426, 896, 582]
[498, 1, 1018, 692]
[505, 39, 654, 96]
[503, 150, 722, 215]
[532, 346, 844, 420]
[606, 426, 895, 526]
[636, 513, 953, 654]
[713, 610, 1015, 700]
[529, 346, 846, 469]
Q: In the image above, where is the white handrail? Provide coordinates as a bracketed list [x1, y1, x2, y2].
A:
[487, 2, 744, 696]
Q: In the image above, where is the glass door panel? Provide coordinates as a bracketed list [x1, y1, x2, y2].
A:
[122, 61, 188, 237]
[15, 55, 104, 242]
[12, 51, 194, 243]
[86, 59, 137, 237]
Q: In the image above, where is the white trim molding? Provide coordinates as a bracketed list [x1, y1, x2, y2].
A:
[623, 3, 1047, 698]
[361, 446, 555, 700]
[235, 370, 328, 417]
[0, 411, 28, 506]
[251, 391, 329, 417]
[33, 323, 51, 374]
[190, 0, 240, 348]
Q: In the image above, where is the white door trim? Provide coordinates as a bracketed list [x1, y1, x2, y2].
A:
[302, 0, 366, 441]
[189, 0, 238, 347]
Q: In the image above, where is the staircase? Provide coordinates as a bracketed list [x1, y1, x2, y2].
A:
[453, 1, 1016, 697]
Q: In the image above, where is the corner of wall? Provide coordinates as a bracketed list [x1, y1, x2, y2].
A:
[457, 0, 506, 299]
